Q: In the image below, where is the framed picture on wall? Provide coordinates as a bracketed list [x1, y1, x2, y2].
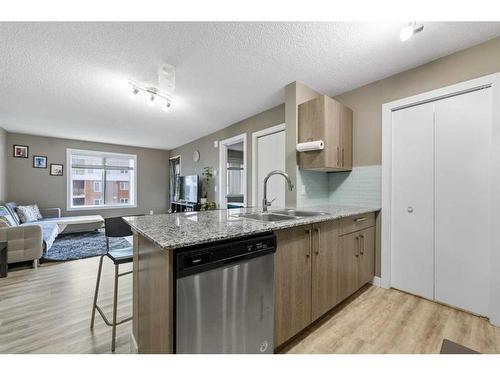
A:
[13, 145, 29, 158]
[33, 155, 47, 169]
[50, 163, 64, 176]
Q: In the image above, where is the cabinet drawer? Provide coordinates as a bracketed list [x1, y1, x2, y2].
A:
[340, 212, 375, 235]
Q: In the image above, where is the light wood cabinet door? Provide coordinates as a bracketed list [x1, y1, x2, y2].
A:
[274, 226, 313, 347]
[358, 227, 375, 286]
[311, 220, 340, 321]
[340, 104, 353, 170]
[298, 95, 341, 171]
[338, 232, 360, 301]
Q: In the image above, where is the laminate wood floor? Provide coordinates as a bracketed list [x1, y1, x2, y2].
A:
[0, 257, 132, 354]
[2, 258, 500, 354]
[282, 285, 500, 354]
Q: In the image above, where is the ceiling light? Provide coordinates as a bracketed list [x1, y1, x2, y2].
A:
[129, 86, 139, 99]
[400, 22, 424, 42]
[128, 79, 174, 112]
[162, 100, 172, 112]
[147, 92, 156, 106]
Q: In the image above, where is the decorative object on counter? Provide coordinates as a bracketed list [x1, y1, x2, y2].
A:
[199, 201, 216, 211]
[193, 150, 200, 162]
[50, 163, 64, 176]
[13, 144, 29, 158]
[201, 166, 213, 201]
[33, 155, 47, 168]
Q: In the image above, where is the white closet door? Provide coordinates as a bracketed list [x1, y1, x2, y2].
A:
[391, 103, 435, 299]
[434, 88, 492, 316]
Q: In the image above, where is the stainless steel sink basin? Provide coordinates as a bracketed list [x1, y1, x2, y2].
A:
[271, 209, 328, 217]
[232, 213, 299, 222]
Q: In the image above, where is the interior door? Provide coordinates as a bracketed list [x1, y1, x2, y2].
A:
[255, 129, 285, 208]
[391, 102, 435, 300]
[434, 88, 492, 316]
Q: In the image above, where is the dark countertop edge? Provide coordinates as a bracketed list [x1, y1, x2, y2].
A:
[127, 207, 380, 252]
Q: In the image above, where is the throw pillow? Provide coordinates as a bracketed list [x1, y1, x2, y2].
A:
[0, 216, 11, 228]
[15, 205, 42, 223]
[0, 206, 17, 226]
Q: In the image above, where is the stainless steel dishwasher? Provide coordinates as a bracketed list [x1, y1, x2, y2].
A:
[175, 233, 276, 354]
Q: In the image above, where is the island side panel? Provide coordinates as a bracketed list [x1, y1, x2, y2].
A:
[133, 232, 174, 354]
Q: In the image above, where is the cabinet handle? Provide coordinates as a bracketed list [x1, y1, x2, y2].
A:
[354, 217, 366, 223]
[360, 234, 365, 255]
[342, 147, 345, 167]
[336, 146, 340, 167]
[306, 229, 312, 258]
[314, 227, 320, 255]
[355, 236, 360, 257]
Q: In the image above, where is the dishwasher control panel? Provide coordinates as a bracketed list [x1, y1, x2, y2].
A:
[176, 233, 276, 278]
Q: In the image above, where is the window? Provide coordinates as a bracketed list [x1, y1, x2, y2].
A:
[93, 181, 102, 193]
[67, 149, 137, 210]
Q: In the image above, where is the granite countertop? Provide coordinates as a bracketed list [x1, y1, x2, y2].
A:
[124, 205, 379, 251]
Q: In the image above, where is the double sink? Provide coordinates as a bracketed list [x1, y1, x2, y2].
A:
[232, 208, 328, 223]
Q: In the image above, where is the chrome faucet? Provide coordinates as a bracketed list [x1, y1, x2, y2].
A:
[262, 170, 294, 212]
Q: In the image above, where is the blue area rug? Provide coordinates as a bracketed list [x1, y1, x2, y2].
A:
[43, 230, 131, 261]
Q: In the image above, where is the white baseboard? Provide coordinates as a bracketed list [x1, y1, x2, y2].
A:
[130, 331, 138, 354]
[371, 276, 381, 287]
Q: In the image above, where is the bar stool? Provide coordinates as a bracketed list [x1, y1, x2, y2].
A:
[90, 217, 133, 352]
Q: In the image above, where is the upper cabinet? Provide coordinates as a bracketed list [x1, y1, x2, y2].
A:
[298, 95, 353, 172]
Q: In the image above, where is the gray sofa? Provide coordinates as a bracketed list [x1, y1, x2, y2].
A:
[0, 202, 104, 267]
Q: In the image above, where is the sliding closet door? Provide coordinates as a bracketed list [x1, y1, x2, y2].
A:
[434, 88, 492, 316]
[391, 103, 435, 299]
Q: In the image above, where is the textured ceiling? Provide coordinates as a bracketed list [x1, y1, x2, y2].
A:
[1, 22, 500, 150]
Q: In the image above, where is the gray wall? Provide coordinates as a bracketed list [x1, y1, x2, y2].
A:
[170, 104, 285, 204]
[0, 127, 7, 201]
[6, 133, 170, 218]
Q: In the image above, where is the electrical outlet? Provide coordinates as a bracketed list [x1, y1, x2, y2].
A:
[149, 210, 154, 215]
[300, 185, 307, 195]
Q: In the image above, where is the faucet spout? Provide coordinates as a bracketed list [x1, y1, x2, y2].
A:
[262, 170, 294, 212]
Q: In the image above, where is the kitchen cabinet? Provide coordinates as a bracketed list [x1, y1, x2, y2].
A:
[311, 220, 340, 321]
[297, 95, 353, 172]
[274, 225, 312, 347]
[338, 226, 375, 301]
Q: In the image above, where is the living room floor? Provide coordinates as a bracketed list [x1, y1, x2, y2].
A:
[0, 258, 132, 354]
[2, 258, 500, 354]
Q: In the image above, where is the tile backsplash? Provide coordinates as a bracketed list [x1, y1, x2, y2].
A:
[296, 168, 330, 207]
[328, 165, 381, 208]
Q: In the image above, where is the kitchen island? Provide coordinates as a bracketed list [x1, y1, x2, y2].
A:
[124, 205, 379, 354]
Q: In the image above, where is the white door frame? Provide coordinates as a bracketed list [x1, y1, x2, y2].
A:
[251, 123, 286, 207]
[381, 72, 500, 324]
[218, 133, 247, 208]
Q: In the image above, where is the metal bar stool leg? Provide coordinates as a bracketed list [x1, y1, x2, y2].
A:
[90, 255, 104, 329]
[111, 263, 119, 352]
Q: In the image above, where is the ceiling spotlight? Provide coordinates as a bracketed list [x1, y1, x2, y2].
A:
[162, 100, 172, 112]
[147, 93, 156, 106]
[400, 22, 424, 42]
[129, 86, 139, 99]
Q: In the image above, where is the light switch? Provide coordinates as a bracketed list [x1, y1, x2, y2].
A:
[301, 185, 306, 195]
[213, 140, 218, 148]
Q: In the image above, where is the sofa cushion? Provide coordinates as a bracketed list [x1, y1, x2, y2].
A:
[0, 205, 18, 227]
[5, 202, 20, 225]
[20, 221, 59, 251]
[16, 205, 42, 223]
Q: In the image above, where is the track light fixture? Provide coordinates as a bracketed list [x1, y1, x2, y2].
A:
[400, 22, 424, 42]
[128, 80, 173, 112]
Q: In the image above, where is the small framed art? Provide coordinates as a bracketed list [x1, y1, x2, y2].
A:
[50, 164, 64, 176]
[33, 155, 48, 169]
[13, 145, 29, 158]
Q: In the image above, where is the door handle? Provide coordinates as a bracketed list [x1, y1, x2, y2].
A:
[336, 146, 340, 167]
[341, 147, 345, 167]
[355, 236, 360, 257]
[306, 229, 312, 258]
[360, 234, 365, 255]
[354, 217, 366, 223]
[314, 227, 320, 255]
